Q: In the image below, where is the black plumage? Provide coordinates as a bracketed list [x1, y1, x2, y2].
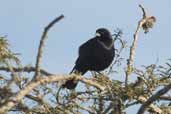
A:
[63, 28, 115, 89]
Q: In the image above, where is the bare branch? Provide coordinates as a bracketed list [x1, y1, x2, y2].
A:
[125, 5, 146, 86]
[159, 96, 171, 101]
[125, 101, 139, 108]
[137, 96, 162, 114]
[0, 66, 52, 76]
[25, 94, 43, 103]
[125, 4, 154, 86]
[0, 74, 104, 113]
[137, 84, 171, 114]
[139, 4, 146, 18]
[102, 102, 113, 114]
[79, 77, 105, 90]
[34, 15, 64, 79]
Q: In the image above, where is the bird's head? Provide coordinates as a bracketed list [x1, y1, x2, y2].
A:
[95, 28, 112, 39]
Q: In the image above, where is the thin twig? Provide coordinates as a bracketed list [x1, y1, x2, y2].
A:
[125, 101, 139, 108]
[0, 74, 104, 113]
[159, 96, 171, 101]
[77, 105, 94, 114]
[139, 5, 146, 18]
[25, 94, 43, 103]
[102, 102, 113, 114]
[125, 5, 147, 86]
[34, 15, 64, 79]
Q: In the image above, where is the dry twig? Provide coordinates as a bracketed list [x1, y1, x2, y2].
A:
[125, 5, 146, 86]
[0, 66, 52, 76]
[34, 15, 64, 79]
[125, 4, 156, 86]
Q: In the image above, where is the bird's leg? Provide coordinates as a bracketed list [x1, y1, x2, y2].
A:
[97, 71, 105, 76]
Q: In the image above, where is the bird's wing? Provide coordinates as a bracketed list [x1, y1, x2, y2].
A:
[75, 38, 96, 66]
[72, 38, 96, 73]
[78, 38, 95, 57]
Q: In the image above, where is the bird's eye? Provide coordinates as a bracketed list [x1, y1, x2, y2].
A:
[96, 32, 101, 37]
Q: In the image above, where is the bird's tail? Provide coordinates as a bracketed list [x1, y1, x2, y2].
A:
[62, 66, 78, 89]
[69, 66, 76, 74]
[62, 78, 78, 89]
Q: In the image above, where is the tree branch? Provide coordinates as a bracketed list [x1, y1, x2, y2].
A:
[125, 5, 147, 86]
[137, 84, 171, 114]
[0, 74, 105, 113]
[137, 96, 162, 114]
[159, 95, 171, 101]
[0, 66, 52, 76]
[34, 15, 64, 79]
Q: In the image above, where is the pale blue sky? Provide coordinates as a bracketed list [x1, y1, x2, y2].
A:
[0, 0, 171, 113]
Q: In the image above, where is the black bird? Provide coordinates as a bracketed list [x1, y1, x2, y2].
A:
[63, 28, 115, 89]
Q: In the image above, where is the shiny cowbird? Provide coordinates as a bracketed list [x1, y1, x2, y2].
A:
[63, 28, 115, 89]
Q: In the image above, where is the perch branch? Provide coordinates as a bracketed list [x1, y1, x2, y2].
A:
[0, 74, 104, 113]
[34, 14, 64, 79]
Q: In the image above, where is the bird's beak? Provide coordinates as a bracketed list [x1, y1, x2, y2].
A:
[96, 32, 101, 37]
